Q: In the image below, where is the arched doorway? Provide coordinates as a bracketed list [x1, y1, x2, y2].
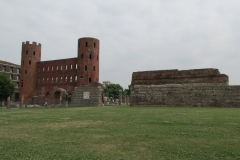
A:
[54, 91, 61, 104]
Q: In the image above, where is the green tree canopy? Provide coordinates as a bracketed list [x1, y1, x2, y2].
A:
[104, 84, 123, 99]
[123, 88, 130, 96]
[0, 73, 15, 106]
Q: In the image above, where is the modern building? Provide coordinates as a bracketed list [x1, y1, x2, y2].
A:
[103, 81, 111, 87]
[0, 60, 20, 102]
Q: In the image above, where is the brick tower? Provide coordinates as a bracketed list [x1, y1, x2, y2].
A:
[20, 41, 41, 100]
[77, 37, 99, 86]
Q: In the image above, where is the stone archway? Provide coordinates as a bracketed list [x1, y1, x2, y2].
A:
[53, 88, 67, 104]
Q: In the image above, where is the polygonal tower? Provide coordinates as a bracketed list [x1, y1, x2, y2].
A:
[20, 41, 41, 100]
[76, 37, 99, 86]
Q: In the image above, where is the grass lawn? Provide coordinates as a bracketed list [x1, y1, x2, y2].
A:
[0, 105, 240, 160]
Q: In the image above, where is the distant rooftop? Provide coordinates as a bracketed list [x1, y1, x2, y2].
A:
[0, 60, 20, 67]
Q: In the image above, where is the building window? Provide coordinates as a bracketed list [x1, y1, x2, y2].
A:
[17, 69, 20, 73]
[75, 76, 77, 82]
[47, 78, 49, 82]
[42, 78, 44, 82]
[94, 42, 96, 48]
[71, 64, 72, 69]
[56, 77, 58, 82]
[26, 50, 28, 55]
[2, 66, 6, 72]
[43, 67, 44, 71]
[85, 66, 87, 71]
[60, 77, 62, 83]
[29, 61, 31, 65]
[93, 66, 95, 71]
[16, 82, 19, 88]
[52, 66, 53, 70]
[76, 64, 77, 69]
[86, 42, 88, 47]
[81, 54, 83, 58]
[33, 51, 35, 55]
[89, 77, 91, 83]
[48, 67, 49, 71]
[25, 70, 27, 74]
[51, 77, 54, 83]
[70, 76, 72, 82]
[56, 66, 58, 70]
[17, 75, 19, 80]
[60, 66, 62, 70]
[97, 55, 98, 60]
[9, 75, 13, 80]
[90, 54, 92, 59]
[66, 65, 67, 70]
[10, 67, 13, 73]
[65, 76, 68, 82]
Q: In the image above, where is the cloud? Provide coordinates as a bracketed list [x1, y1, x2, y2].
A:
[0, 0, 240, 88]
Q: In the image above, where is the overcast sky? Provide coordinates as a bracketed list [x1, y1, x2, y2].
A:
[0, 0, 240, 89]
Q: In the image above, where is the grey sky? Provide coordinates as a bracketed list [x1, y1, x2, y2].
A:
[0, 0, 240, 89]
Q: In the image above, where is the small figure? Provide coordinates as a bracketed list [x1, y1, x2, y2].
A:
[44, 101, 48, 106]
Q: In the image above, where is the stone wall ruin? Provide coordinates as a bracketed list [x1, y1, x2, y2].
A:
[130, 68, 240, 107]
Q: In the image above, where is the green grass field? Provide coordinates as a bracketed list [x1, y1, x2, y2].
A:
[0, 106, 240, 160]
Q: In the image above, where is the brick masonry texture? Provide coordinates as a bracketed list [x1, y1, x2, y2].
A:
[19, 37, 101, 106]
[130, 69, 240, 107]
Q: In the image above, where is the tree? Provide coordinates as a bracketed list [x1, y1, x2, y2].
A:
[123, 88, 130, 96]
[0, 73, 15, 108]
[104, 84, 123, 99]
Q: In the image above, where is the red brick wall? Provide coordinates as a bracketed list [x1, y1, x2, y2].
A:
[20, 41, 41, 100]
[19, 37, 100, 105]
[131, 68, 228, 85]
[77, 37, 99, 86]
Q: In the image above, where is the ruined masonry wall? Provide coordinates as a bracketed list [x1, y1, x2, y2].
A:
[130, 83, 240, 107]
[71, 85, 104, 106]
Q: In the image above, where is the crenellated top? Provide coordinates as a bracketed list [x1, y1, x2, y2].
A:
[22, 41, 41, 46]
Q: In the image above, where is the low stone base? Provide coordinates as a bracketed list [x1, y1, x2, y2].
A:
[71, 84, 104, 106]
